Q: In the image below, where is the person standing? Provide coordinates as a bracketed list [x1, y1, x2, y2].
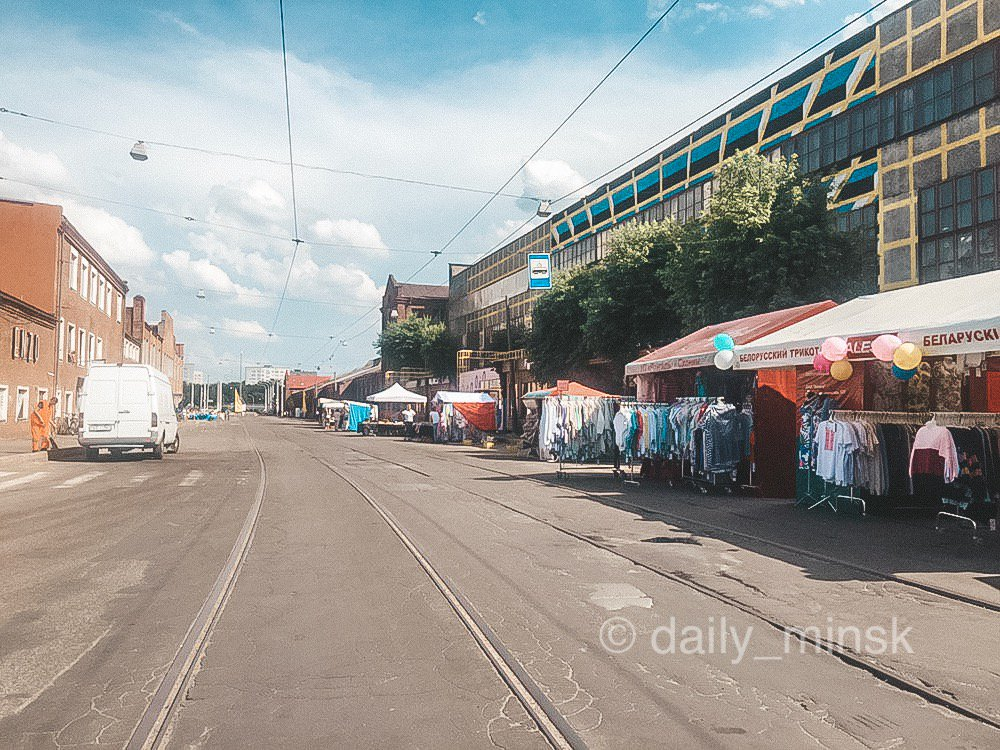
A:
[30, 401, 49, 452]
[401, 404, 416, 441]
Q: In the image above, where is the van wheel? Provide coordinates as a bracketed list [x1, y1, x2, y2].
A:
[166, 434, 180, 454]
[153, 437, 164, 460]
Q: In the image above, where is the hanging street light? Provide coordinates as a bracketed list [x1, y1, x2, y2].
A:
[209, 326, 216, 335]
[196, 289, 206, 299]
[536, 200, 552, 218]
[129, 141, 149, 161]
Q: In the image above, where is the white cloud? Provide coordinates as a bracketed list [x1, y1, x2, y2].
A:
[61, 199, 156, 270]
[473, 10, 487, 26]
[161, 249, 263, 303]
[311, 218, 388, 254]
[208, 178, 287, 230]
[520, 159, 586, 202]
[0, 130, 70, 186]
[221, 317, 269, 340]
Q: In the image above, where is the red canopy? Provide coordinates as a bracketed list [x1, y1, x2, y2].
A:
[453, 402, 497, 432]
[625, 301, 837, 377]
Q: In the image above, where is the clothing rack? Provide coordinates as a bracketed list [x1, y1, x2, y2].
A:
[831, 410, 1000, 427]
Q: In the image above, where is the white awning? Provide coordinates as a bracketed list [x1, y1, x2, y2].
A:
[366, 382, 428, 403]
[733, 271, 1000, 369]
[433, 391, 496, 404]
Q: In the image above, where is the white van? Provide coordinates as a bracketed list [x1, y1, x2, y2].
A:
[78, 363, 180, 459]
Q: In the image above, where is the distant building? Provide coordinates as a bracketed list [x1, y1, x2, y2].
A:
[124, 296, 185, 403]
[0, 198, 128, 437]
[245, 365, 289, 385]
[381, 275, 449, 330]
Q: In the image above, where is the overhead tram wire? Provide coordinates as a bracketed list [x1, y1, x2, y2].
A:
[267, 0, 305, 351]
[0, 107, 539, 202]
[545, 0, 897, 210]
[310, 0, 685, 362]
[0, 174, 439, 255]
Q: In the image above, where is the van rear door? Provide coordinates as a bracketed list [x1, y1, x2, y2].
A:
[82, 376, 118, 435]
[117, 369, 154, 441]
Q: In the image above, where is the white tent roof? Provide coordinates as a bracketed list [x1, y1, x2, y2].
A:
[433, 390, 496, 404]
[366, 382, 427, 403]
[733, 270, 1000, 369]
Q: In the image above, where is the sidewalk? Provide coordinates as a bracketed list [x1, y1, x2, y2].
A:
[469, 449, 1000, 608]
[0, 436, 81, 466]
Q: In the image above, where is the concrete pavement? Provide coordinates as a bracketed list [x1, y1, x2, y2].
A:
[2, 416, 998, 748]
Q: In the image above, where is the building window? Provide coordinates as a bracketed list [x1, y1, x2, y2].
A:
[69, 250, 79, 291]
[39, 387, 48, 405]
[90, 270, 99, 305]
[58, 318, 65, 361]
[919, 165, 1000, 282]
[116, 293, 123, 323]
[88, 333, 96, 363]
[0, 385, 8, 422]
[79, 329, 87, 367]
[15, 386, 29, 422]
[67, 323, 76, 363]
[80, 259, 90, 299]
[96, 338, 103, 360]
[64, 390, 73, 416]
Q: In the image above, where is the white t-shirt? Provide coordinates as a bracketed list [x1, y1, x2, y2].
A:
[401, 408, 416, 423]
[613, 411, 628, 451]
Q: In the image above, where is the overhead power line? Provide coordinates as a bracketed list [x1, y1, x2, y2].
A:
[548, 0, 897, 209]
[309, 0, 684, 363]
[0, 106, 539, 201]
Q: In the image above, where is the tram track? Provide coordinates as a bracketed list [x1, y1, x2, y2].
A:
[328, 438, 1000, 733]
[125, 423, 268, 750]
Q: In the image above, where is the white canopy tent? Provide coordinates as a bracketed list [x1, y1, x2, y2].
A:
[366, 382, 428, 404]
[432, 391, 496, 404]
[733, 270, 1000, 369]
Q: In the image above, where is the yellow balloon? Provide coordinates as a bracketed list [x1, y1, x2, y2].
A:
[830, 359, 853, 381]
[892, 342, 923, 371]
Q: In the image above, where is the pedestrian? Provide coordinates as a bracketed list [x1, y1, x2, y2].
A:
[430, 407, 441, 443]
[30, 401, 49, 452]
[401, 404, 416, 441]
[46, 396, 60, 450]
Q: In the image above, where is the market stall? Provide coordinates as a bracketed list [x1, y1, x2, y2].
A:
[624, 301, 836, 496]
[363, 383, 427, 437]
[732, 271, 1000, 528]
[521, 381, 611, 459]
[432, 391, 497, 443]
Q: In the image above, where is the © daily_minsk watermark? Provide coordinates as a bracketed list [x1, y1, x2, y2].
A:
[600, 614, 914, 665]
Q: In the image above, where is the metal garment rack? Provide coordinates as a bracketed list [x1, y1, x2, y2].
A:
[824, 410, 1000, 533]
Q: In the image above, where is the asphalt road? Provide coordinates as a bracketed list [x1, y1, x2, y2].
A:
[2, 417, 998, 749]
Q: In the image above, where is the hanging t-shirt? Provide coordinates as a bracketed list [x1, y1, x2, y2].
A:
[613, 411, 628, 451]
[814, 420, 839, 482]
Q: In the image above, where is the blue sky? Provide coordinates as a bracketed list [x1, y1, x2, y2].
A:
[0, 1, 903, 379]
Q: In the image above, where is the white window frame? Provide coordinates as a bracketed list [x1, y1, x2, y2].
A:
[80, 258, 90, 299]
[15, 386, 29, 422]
[116, 292, 123, 323]
[58, 318, 65, 361]
[90, 269, 99, 305]
[38, 387, 48, 405]
[78, 329, 87, 367]
[69, 250, 79, 291]
[96, 337, 103, 360]
[88, 333, 96, 363]
[67, 323, 76, 362]
[64, 390, 73, 416]
[0, 385, 8, 422]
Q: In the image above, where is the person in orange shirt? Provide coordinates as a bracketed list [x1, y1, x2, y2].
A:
[30, 401, 49, 452]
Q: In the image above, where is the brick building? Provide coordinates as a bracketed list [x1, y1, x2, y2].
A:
[0, 199, 128, 438]
[124, 296, 185, 402]
[380, 275, 449, 330]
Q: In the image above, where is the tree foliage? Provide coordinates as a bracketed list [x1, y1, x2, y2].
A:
[528, 150, 877, 380]
[376, 316, 458, 377]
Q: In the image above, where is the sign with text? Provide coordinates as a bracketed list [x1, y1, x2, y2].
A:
[528, 253, 552, 290]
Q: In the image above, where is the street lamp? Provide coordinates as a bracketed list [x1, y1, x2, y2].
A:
[129, 141, 149, 161]
[209, 326, 216, 335]
[536, 200, 552, 218]
[196, 288, 206, 299]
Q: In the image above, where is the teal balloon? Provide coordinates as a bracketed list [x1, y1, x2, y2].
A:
[713, 333, 735, 351]
[891, 364, 917, 380]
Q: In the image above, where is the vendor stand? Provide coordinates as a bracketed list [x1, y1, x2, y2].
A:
[624, 301, 836, 496]
[363, 383, 427, 437]
[732, 271, 1000, 533]
[431, 391, 497, 443]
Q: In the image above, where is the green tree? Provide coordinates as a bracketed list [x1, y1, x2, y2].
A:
[663, 150, 876, 330]
[528, 268, 598, 383]
[581, 221, 683, 374]
[376, 316, 458, 377]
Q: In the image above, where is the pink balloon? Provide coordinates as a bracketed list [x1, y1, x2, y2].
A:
[871, 334, 902, 362]
[820, 336, 849, 362]
[812, 352, 832, 373]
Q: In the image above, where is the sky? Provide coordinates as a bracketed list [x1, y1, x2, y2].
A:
[0, 0, 908, 381]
